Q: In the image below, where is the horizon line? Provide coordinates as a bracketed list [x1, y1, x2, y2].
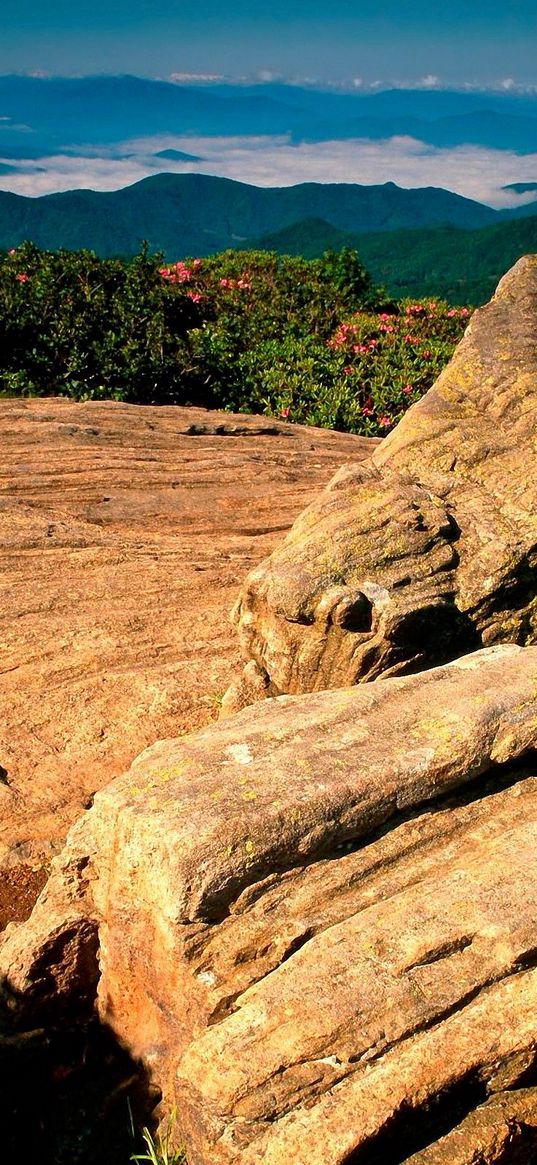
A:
[1, 71, 537, 96]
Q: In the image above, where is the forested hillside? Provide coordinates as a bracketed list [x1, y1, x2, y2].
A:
[0, 172, 523, 257]
[245, 212, 537, 303]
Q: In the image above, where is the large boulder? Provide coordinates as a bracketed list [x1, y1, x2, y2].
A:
[223, 255, 537, 712]
[2, 644, 537, 1164]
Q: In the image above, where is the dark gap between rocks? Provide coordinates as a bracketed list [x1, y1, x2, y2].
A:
[0, 999, 158, 1165]
[0, 1023, 150, 1164]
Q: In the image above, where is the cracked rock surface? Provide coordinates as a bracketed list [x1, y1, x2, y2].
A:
[2, 644, 537, 1164]
[223, 255, 537, 713]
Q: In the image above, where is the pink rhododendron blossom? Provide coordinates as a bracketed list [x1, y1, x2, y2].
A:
[379, 415, 392, 427]
[402, 384, 413, 395]
[329, 322, 360, 348]
[280, 407, 290, 418]
[16, 273, 29, 282]
[362, 406, 374, 417]
[173, 262, 192, 283]
[187, 292, 202, 302]
[343, 365, 355, 375]
[220, 276, 251, 289]
[159, 262, 192, 284]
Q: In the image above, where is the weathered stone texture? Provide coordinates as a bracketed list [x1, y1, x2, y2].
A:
[0, 397, 371, 917]
[2, 645, 537, 1164]
[223, 255, 537, 712]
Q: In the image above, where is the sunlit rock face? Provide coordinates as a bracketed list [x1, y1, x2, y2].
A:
[223, 255, 537, 713]
[2, 646, 537, 1162]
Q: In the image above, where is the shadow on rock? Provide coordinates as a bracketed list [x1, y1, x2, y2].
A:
[0, 977, 158, 1165]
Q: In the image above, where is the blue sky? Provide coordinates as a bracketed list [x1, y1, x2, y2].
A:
[2, 0, 537, 86]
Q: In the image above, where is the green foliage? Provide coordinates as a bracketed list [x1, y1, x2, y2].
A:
[355, 216, 537, 305]
[0, 242, 200, 403]
[131, 1125, 186, 1165]
[129, 1104, 187, 1165]
[0, 242, 470, 435]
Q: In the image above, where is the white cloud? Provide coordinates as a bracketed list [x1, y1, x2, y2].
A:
[256, 70, 283, 83]
[169, 72, 224, 84]
[0, 153, 158, 195]
[1, 134, 536, 211]
[162, 73, 537, 94]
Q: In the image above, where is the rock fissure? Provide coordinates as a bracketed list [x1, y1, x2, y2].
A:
[337, 1072, 492, 1165]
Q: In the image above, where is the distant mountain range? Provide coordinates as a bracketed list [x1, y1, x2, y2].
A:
[1, 75, 537, 157]
[2, 171, 537, 259]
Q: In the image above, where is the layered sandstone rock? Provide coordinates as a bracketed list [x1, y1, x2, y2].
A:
[223, 255, 537, 713]
[0, 397, 371, 919]
[2, 645, 537, 1164]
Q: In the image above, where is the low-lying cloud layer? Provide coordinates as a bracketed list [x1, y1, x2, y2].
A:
[1, 134, 537, 209]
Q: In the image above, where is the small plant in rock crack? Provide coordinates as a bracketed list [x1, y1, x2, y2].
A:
[130, 1105, 187, 1165]
[131, 1126, 187, 1165]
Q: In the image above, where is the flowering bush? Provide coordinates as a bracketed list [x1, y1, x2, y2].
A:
[0, 242, 201, 402]
[0, 242, 471, 434]
[316, 299, 471, 434]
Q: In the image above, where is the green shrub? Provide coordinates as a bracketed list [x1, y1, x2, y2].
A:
[0, 242, 471, 434]
[0, 242, 200, 403]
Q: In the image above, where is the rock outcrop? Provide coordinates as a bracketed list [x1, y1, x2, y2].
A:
[2, 645, 537, 1164]
[0, 397, 372, 922]
[223, 255, 537, 713]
